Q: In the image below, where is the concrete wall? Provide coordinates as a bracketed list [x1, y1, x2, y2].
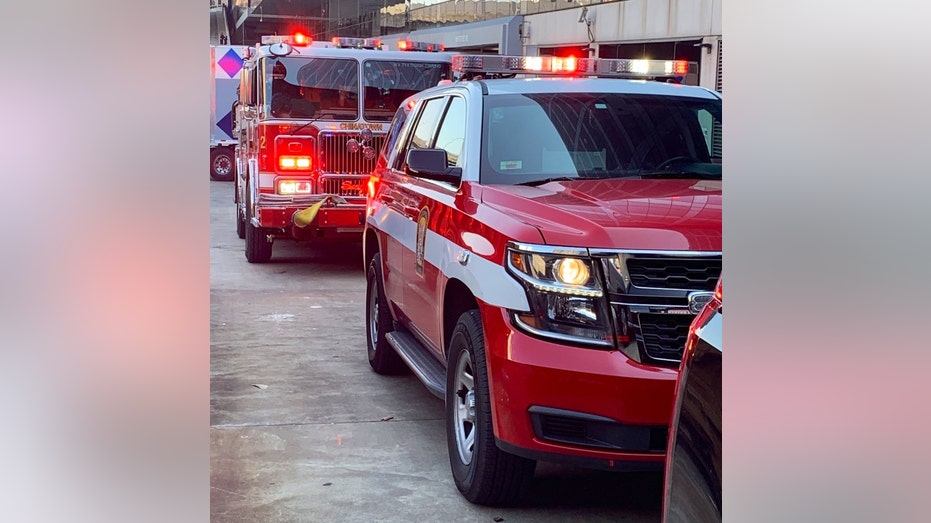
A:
[521, 0, 720, 49]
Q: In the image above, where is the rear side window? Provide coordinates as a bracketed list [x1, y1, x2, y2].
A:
[382, 105, 410, 167]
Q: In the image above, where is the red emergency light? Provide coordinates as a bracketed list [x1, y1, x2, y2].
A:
[293, 32, 311, 45]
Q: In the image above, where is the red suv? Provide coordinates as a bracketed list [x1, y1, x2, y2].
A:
[363, 55, 722, 505]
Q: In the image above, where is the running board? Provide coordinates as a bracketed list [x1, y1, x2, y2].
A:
[385, 331, 446, 399]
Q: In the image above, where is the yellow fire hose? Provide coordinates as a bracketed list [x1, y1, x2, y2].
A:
[292, 195, 348, 228]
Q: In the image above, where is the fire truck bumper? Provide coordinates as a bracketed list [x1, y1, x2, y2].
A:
[255, 194, 365, 232]
[481, 304, 677, 471]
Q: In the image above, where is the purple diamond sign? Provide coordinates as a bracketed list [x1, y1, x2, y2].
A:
[218, 48, 243, 78]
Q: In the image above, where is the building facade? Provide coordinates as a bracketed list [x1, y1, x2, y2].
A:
[213, 0, 721, 91]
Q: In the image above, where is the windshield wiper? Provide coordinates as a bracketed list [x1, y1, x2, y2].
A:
[287, 114, 325, 135]
[637, 170, 720, 179]
[517, 176, 580, 187]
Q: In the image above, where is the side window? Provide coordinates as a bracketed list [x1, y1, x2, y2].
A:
[409, 97, 448, 150]
[433, 97, 466, 167]
[241, 62, 256, 106]
[697, 108, 723, 161]
[393, 96, 448, 171]
[382, 106, 409, 166]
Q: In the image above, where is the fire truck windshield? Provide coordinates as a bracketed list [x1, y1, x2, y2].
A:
[362, 60, 451, 122]
[264, 57, 450, 122]
[266, 57, 360, 120]
[480, 92, 722, 186]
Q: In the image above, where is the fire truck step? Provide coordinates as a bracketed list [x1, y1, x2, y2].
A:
[385, 331, 445, 399]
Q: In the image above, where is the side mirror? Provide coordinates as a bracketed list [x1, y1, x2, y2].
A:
[406, 148, 461, 184]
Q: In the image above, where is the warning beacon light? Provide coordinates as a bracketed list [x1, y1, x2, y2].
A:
[293, 32, 311, 46]
[396, 39, 446, 52]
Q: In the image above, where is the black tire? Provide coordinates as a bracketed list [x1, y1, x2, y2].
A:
[446, 310, 536, 506]
[366, 255, 406, 375]
[235, 205, 246, 239]
[244, 194, 272, 263]
[211, 147, 235, 182]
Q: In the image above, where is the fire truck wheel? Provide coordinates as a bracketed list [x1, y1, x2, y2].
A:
[235, 206, 246, 239]
[446, 310, 536, 506]
[366, 256, 406, 375]
[210, 148, 235, 182]
[244, 200, 272, 263]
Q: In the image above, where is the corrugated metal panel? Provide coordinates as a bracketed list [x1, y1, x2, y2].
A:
[715, 40, 722, 93]
[712, 40, 722, 158]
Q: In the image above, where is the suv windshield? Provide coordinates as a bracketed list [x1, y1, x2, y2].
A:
[481, 93, 722, 185]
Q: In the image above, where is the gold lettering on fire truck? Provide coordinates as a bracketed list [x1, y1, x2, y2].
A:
[415, 207, 429, 277]
[338, 122, 385, 131]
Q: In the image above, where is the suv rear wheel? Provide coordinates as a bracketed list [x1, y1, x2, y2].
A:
[365, 255, 406, 374]
[446, 310, 536, 505]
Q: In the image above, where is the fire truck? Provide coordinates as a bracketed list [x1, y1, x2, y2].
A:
[233, 34, 455, 262]
[363, 54, 722, 505]
[211, 44, 247, 181]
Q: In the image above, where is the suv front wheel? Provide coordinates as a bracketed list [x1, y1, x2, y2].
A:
[446, 309, 536, 505]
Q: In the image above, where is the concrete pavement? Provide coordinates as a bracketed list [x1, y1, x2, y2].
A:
[209, 180, 663, 522]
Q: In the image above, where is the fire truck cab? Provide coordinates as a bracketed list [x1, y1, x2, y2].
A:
[234, 35, 454, 262]
[363, 54, 722, 505]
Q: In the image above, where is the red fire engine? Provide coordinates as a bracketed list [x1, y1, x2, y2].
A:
[233, 34, 454, 262]
[363, 54, 721, 504]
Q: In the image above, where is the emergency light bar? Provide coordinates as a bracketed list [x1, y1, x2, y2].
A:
[451, 54, 696, 79]
[331, 37, 384, 50]
[261, 33, 313, 46]
[396, 39, 445, 52]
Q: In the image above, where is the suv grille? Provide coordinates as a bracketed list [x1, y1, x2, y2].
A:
[626, 258, 721, 291]
[317, 132, 386, 175]
[602, 252, 721, 366]
[637, 313, 695, 362]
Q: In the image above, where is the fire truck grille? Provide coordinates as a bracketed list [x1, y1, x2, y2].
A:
[317, 132, 386, 175]
[626, 258, 722, 290]
[320, 176, 367, 198]
[636, 313, 694, 362]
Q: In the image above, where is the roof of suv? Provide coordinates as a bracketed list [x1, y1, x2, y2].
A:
[429, 77, 721, 99]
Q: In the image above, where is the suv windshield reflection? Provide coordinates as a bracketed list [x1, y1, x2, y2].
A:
[481, 93, 722, 185]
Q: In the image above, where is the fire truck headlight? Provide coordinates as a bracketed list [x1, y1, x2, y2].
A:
[507, 243, 613, 346]
[278, 180, 313, 195]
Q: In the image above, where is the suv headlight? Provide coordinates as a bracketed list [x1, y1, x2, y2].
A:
[506, 242, 614, 347]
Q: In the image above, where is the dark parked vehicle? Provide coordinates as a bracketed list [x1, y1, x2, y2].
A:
[662, 276, 722, 522]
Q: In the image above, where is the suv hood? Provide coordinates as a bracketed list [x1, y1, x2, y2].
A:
[480, 179, 721, 251]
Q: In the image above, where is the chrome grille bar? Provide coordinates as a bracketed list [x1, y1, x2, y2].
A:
[317, 132, 386, 175]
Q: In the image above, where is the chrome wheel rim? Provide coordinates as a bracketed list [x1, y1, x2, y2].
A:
[453, 350, 476, 465]
[367, 282, 379, 350]
[214, 155, 232, 176]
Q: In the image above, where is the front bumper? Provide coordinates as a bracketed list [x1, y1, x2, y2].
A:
[254, 193, 365, 232]
[481, 303, 677, 469]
